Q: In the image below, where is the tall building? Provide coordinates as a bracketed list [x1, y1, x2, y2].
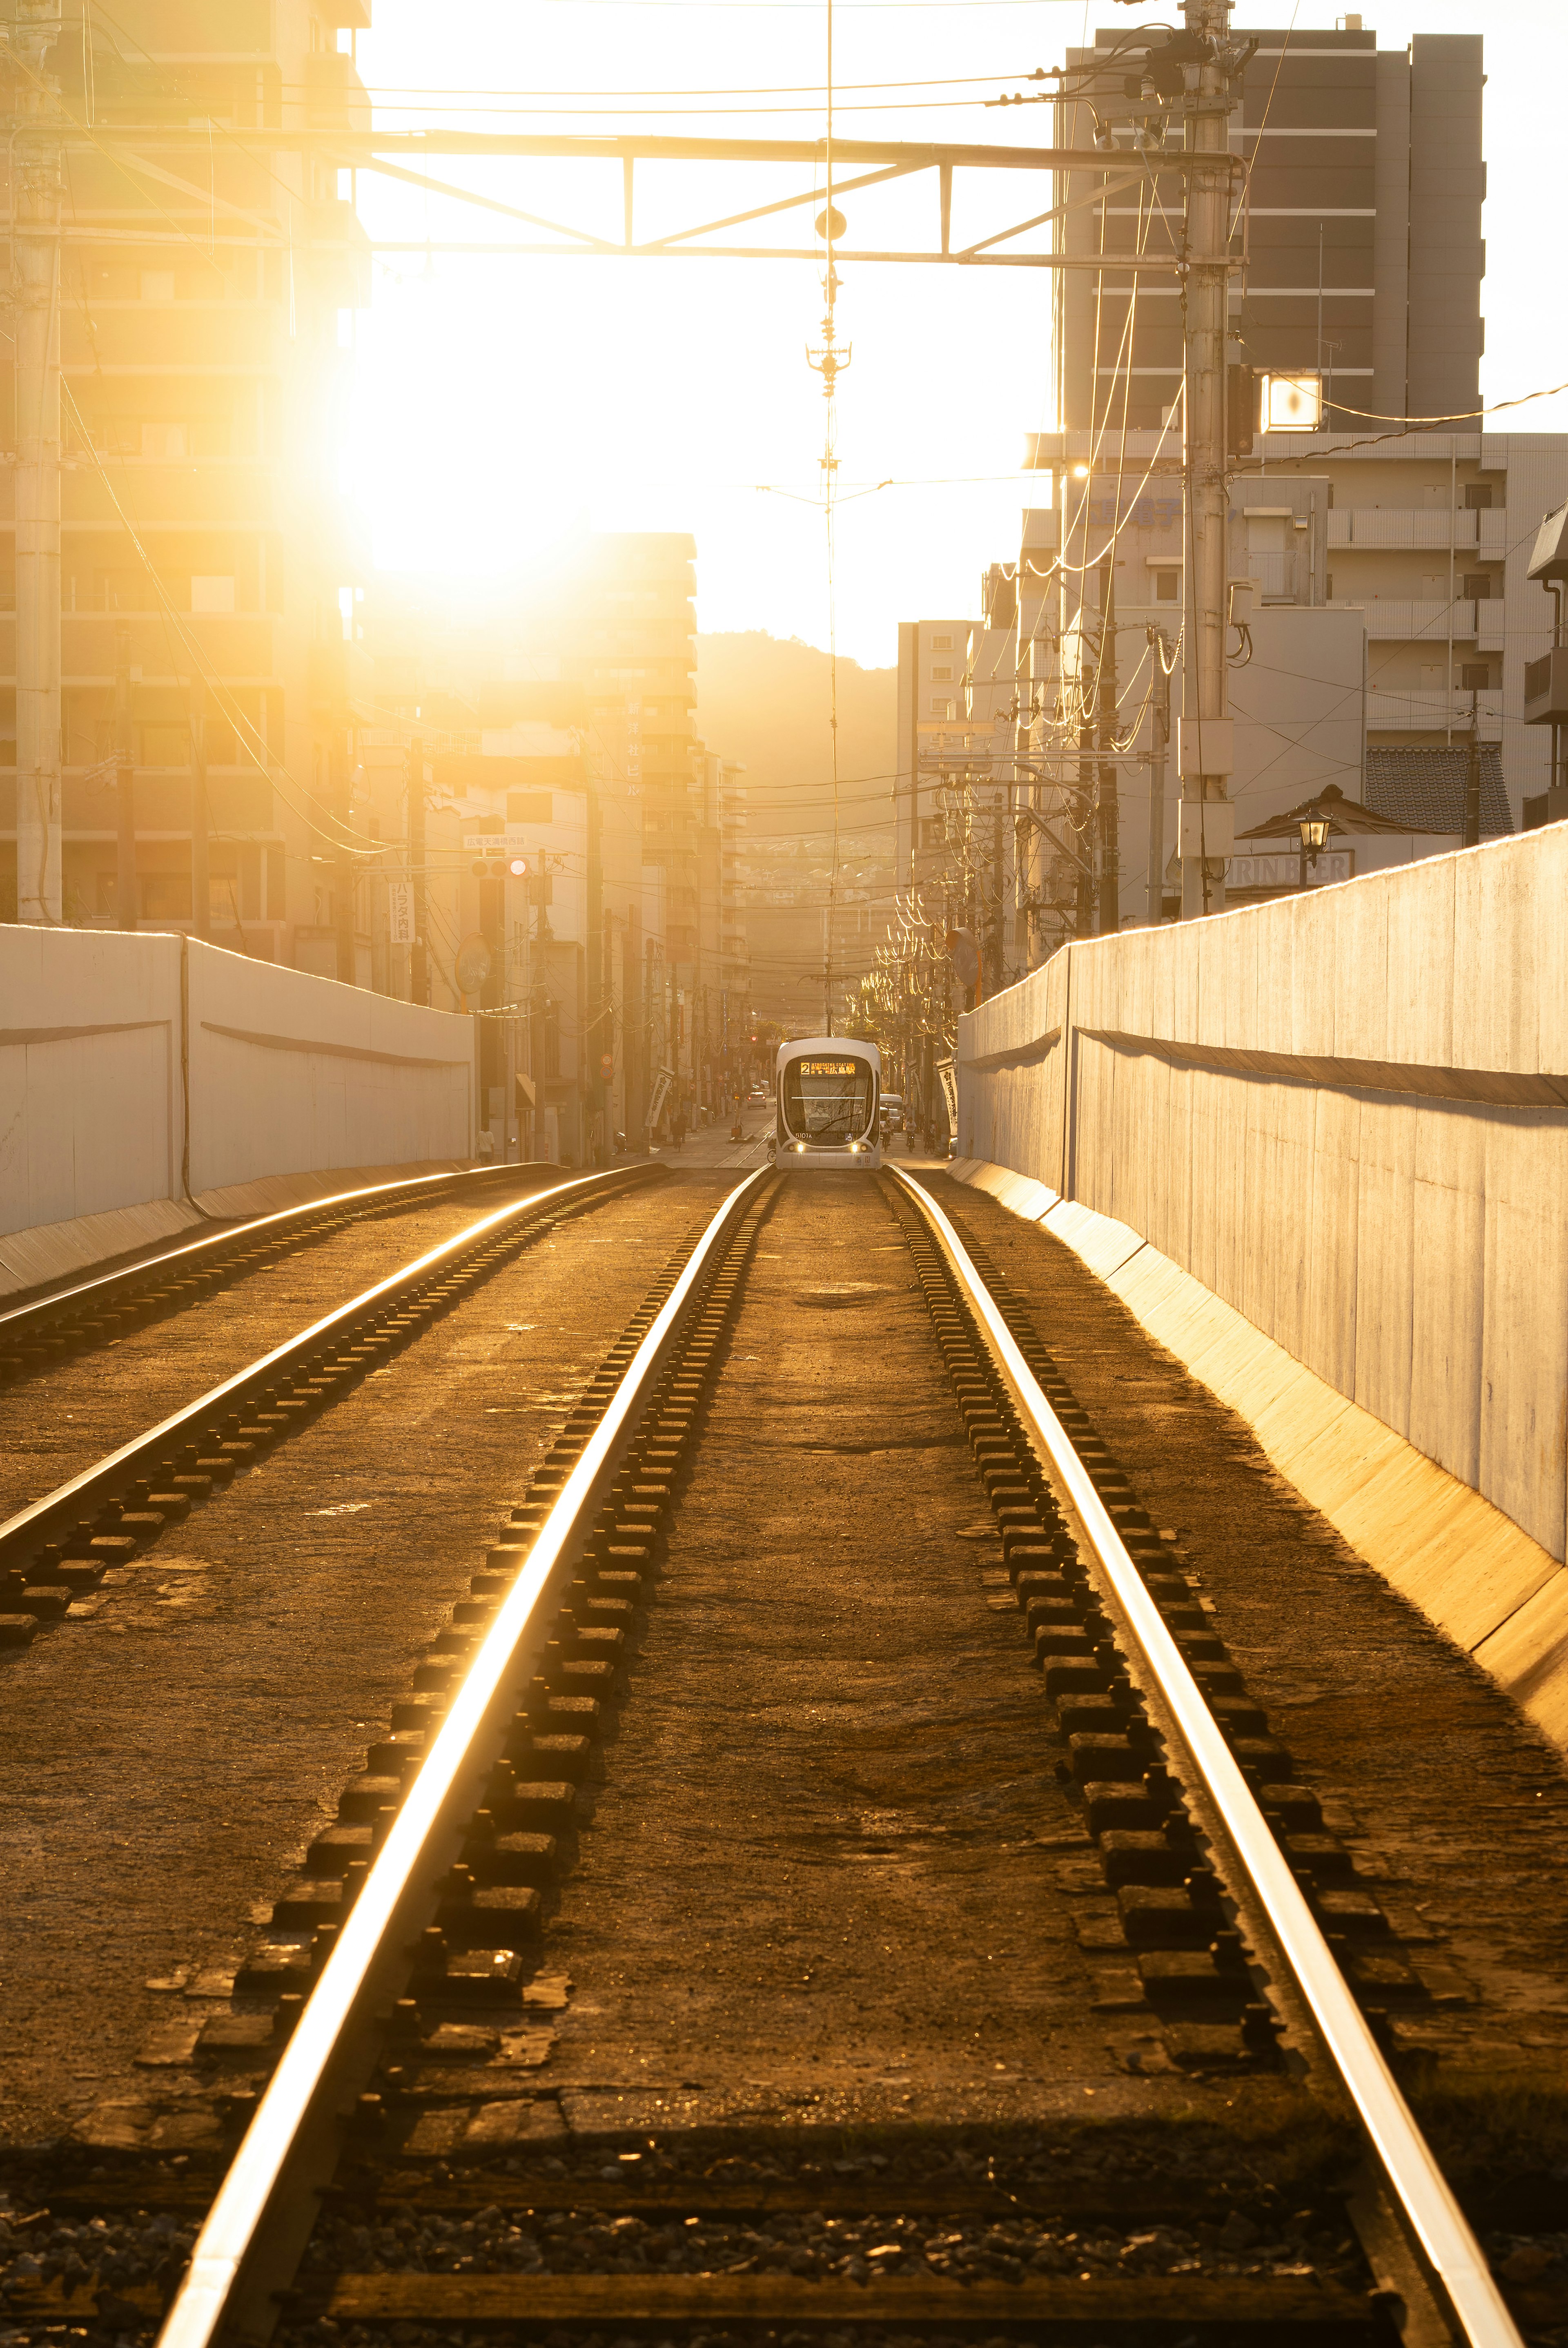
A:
[0, 0, 373, 959]
[363, 533, 748, 1154]
[894, 616, 1021, 990]
[1054, 21, 1484, 435]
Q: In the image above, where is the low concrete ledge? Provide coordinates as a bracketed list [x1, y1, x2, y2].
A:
[0, 1197, 205, 1303]
[944, 1156, 1568, 1755]
[0, 1158, 480, 1306]
[192, 1157, 475, 1221]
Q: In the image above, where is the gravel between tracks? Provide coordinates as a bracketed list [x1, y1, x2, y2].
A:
[0, 1171, 729, 2150]
[0, 1176, 552, 1527]
[922, 1175, 1568, 2176]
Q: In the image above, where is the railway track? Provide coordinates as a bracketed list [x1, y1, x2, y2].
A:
[0, 1164, 542, 1392]
[0, 1166, 653, 1640]
[0, 1164, 1559, 2346]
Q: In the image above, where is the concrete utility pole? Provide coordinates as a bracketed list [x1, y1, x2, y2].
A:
[13, 0, 63, 923]
[332, 747, 355, 983]
[1076, 651, 1097, 939]
[114, 628, 136, 930]
[1097, 557, 1120, 937]
[407, 733, 428, 1006]
[188, 697, 210, 943]
[1463, 690, 1482, 848]
[1179, 0, 1238, 921]
[1147, 626, 1171, 925]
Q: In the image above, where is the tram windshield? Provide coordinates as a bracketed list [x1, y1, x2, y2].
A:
[781, 1055, 877, 1145]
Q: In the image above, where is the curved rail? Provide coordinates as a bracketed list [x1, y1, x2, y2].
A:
[0, 1164, 651, 1578]
[0, 1160, 543, 1370]
[156, 1164, 770, 2348]
[891, 1165, 1520, 2348]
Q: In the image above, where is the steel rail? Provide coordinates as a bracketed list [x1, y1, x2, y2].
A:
[891, 1166, 1522, 2348]
[0, 1162, 533, 1349]
[157, 1164, 770, 2348]
[0, 1165, 650, 1574]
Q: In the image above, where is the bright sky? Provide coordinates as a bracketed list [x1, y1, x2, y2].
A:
[345, 1, 1568, 669]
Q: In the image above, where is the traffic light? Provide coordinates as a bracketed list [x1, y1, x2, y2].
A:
[471, 854, 530, 880]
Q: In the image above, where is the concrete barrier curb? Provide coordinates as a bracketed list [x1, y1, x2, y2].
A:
[945, 1155, 1568, 1756]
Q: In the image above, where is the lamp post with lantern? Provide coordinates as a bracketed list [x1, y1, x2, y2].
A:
[1298, 804, 1330, 893]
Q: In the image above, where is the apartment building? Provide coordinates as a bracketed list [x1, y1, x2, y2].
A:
[363, 532, 749, 1151]
[698, 752, 750, 1105]
[896, 604, 1059, 984]
[0, 0, 375, 960]
[1023, 426, 1562, 846]
[1054, 21, 1484, 434]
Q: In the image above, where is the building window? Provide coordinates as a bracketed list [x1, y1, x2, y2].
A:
[1463, 484, 1494, 511]
[929, 698, 954, 718]
[1461, 573, 1493, 601]
[931, 633, 953, 651]
[1460, 662, 1493, 690]
[1154, 570, 1180, 602]
[930, 664, 953, 682]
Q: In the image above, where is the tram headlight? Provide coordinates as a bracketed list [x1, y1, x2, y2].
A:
[793, 1142, 808, 1153]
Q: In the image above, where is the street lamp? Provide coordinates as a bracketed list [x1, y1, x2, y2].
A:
[1297, 804, 1330, 892]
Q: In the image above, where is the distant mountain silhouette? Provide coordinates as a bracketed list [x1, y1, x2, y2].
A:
[696, 631, 896, 841]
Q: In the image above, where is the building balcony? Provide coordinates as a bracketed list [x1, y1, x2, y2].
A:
[1366, 689, 1502, 740]
[44, 610, 280, 683]
[304, 52, 372, 130]
[1332, 598, 1477, 641]
[63, 307, 288, 370]
[1328, 508, 1483, 551]
[59, 464, 279, 531]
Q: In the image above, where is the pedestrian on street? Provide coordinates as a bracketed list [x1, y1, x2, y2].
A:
[673, 1103, 688, 1151]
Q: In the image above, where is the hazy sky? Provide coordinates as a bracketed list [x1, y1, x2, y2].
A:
[347, 2, 1566, 668]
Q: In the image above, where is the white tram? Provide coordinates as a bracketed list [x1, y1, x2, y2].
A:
[771, 1035, 882, 1170]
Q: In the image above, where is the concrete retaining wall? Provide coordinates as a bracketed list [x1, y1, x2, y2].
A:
[956, 825, 1568, 1739]
[0, 927, 477, 1293]
[186, 948, 475, 1197]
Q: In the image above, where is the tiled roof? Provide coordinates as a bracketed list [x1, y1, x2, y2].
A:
[1364, 747, 1512, 838]
[1236, 783, 1442, 841]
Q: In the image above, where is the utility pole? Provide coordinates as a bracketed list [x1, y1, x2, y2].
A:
[1179, 0, 1238, 921]
[13, 0, 62, 925]
[188, 695, 210, 943]
[1463, 689, 1482, 848]
[1076, 653, 1097, 940]
[1147, 626, 1171, 925]
[990, 791, 1005, 988]
[114, 628, 136, 930]
[586, 770, 604, 1159]
[1097, 557, 1120, 937]
[332, 746, 355, 983]
[407, 732, 428, 1006]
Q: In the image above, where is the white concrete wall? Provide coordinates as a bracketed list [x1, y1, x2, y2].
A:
[187, 943, 475, 1196]
[0, 926, 477, 1255]
[958, 823, 1568, 1562]
[0, 927, 184, 1239]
